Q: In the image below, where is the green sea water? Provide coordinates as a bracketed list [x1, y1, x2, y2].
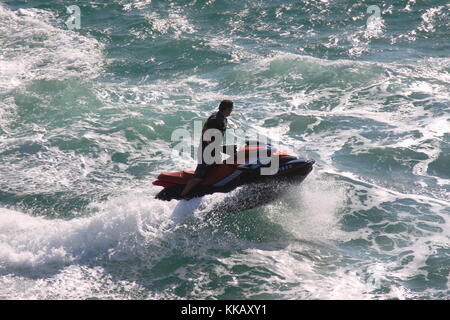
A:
[0, 0, 449, 299]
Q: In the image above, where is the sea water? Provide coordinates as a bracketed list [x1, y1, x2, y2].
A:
[0, 0, 449, 299]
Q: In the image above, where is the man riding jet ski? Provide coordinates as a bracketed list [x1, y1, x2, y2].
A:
[153, 141, 315, 201]
[153, 99, 314, 201]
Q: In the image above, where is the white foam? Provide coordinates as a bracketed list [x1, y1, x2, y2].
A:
[170, 198, 203, 223]
[418, 6, 447, 33]
[0, 4, 104, 94]
[0, 190, 177, 271]
[143, 9, 197, 37]
[264, 173, 347, 243]
[120, 0, 153, 12]
[0, 97, 16, 132]
[0, 264, 148, 299]
[216, 245, 408, 299]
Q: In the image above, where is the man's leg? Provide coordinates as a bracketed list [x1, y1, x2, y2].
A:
[180, 163, 209, 198]
[180, 177, 202, 197]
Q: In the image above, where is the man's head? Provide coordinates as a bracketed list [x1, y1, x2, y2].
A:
[219, 100, 233, 117]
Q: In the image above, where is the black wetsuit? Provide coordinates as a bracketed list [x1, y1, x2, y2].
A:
[193, 112, 227, 179]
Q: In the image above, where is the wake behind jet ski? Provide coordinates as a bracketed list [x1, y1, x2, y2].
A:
[153, 142, 314, 201]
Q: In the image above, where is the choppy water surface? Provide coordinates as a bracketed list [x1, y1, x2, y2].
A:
[0, 0, 449, 299]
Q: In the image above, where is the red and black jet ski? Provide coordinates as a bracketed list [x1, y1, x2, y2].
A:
[153, 142, 314, 201]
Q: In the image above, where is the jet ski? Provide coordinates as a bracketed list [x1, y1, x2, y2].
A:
[153, 142, 315, 201]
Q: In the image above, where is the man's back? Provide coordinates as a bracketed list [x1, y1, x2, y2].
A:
[201, 111, 228, 151]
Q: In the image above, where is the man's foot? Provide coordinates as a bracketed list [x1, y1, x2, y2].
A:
[180, 178, 202, 198]
[180, 190, 189, 198]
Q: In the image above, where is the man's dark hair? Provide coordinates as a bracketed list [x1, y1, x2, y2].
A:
[219, 100, 233, 112]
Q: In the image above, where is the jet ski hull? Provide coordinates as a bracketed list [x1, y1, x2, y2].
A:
[154, 157, 314, 201]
